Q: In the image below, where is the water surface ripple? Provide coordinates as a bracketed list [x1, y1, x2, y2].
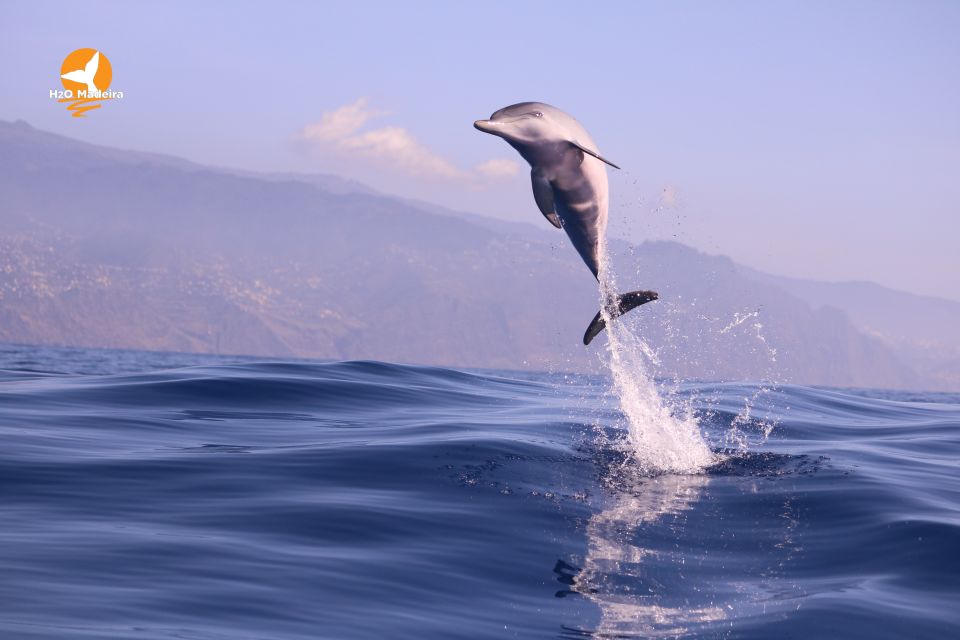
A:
[1, 345, 957, 639]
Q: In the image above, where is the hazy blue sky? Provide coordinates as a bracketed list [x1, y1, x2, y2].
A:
[3, 1, 958, 299]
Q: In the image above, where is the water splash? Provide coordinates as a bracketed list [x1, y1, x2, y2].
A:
[597, 247, 715, 474]
[718, 307, 783, 453]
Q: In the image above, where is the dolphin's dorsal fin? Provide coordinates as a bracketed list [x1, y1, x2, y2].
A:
[568, 140, 621, 170]
[531, 170, 562, 229]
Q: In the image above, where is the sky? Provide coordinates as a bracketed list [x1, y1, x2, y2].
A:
[3, 0, 959, 300]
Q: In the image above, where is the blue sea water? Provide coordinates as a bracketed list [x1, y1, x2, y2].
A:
[0, 343, 958, 639]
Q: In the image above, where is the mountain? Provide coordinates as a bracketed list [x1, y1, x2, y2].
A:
[738, 268, 960, 390]
[0, 119, 952, 390]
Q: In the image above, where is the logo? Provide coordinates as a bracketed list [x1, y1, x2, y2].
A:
[49, 49, 125, 118]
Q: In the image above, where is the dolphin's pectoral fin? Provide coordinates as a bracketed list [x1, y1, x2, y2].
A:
[568, 140, 621, 170]
[531, 170, 562, 229]
[583, 290, 658, 345]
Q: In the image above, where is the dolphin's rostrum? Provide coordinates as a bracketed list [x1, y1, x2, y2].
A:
[474, 102, 657, 345]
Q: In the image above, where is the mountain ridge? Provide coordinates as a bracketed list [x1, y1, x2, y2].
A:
[1, 119, 955, 390]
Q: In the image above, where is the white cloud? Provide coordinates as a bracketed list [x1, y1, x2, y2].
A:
[337, 125, 464, 179]
[300, 97, 383, 142]
[475, 158, 522, 179]
[298, 98, 520, 183]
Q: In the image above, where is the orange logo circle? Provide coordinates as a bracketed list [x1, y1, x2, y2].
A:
[60, 49, 112, 95]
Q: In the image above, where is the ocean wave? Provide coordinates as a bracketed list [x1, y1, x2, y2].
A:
[0, 345, 958, 639]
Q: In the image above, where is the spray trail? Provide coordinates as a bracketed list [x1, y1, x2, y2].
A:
[597, 246, 714, 474]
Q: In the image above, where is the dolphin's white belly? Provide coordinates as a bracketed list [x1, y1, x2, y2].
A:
[553, 156, 609, 278]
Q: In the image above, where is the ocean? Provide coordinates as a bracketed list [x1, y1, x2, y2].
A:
[0, 343, 957, 639]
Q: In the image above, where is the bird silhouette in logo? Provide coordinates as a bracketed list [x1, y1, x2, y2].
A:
[60, 50, 101, 94]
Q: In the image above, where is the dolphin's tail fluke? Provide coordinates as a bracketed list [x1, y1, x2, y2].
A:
[583, 290, 658, 345]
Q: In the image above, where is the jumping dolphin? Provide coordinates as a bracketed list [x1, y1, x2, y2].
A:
[474, 102, 657, 345]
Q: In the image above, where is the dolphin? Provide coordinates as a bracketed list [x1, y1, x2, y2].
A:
[474, 102, 657, 345]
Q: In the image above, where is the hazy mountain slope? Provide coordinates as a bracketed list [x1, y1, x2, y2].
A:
[600, 243, 917, 389]
[738, 267, 960, 389]
[0, 120, 944, 389]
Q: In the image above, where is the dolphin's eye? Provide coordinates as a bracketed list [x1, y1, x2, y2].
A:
[534, 112, 543, 117]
